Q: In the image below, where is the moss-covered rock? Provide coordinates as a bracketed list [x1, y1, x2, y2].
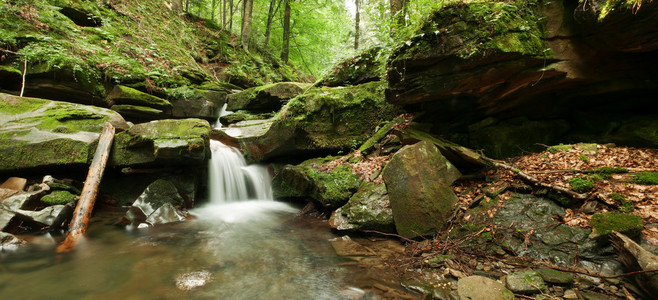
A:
[590, 212, 643, 238]
[219, 110, 275, 125]
[107, 85, 173, 110]
[633, 172, 658, 185]
[239, 81, 397, 162]
[166, 86, 229, 120]
[0, 93, 129, 173]
[319, 46, 384, 87]
[110, 118, 211, 167]
[226, 82, 310, 112]
[505, 270, 547, 294]
[110, 104, 166, 120]
[277, 156, 362, 209]
[329, 181, 395, 233]
[41, 190, 77, 205]
[382, 141, 461, 238]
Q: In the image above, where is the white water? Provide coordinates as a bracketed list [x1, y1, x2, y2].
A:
[207, 140, 273, 203]
[213, 103, 233, 128]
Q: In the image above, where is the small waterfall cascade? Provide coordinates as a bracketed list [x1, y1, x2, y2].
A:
[213, 103, 233, 128]
[208, 139, 273, 203]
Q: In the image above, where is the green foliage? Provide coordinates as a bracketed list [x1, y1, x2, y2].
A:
[579, 154, 589, 163]
[567, 177, 594, 193]
[547, 144, 571, 153]
[633, 172, 658, 185]
[610, 193, 634, 212]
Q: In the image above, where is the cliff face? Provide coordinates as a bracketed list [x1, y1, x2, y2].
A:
[386, 0, 658, 156]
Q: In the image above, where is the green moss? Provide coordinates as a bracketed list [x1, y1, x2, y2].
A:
[107, 85, 172, 109]
[41, 190, 77, 205]
[567, 177, 595, 193]
[548, 144, 571, 153]
[633, 172, 658, 185]
[592, 167, 629, 174]
[610, 193, 633, 212]
[579, 154, 589, 163]
[590, 212, 643, 237]
[0, 95, 48, 115]
[595, 0, 649, 20]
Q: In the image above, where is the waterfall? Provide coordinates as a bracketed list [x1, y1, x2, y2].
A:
[208, 139, 273, 203]
[213, 103, 233, 128]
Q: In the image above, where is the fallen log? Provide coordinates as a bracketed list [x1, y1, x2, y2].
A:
[56, 123, 115, 253]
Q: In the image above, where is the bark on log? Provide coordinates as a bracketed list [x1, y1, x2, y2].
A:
[56, 123, 115, 253]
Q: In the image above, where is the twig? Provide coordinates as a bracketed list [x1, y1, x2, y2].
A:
[514, 294, 536, 300]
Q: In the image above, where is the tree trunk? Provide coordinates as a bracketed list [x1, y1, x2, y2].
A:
[264, 0, 280, 46]
[212, 0, 217, 21]
[390, 0, 405, 28]
[222, 0, 227, 26]
[229, 0, 234, 31]
[355, 0, 360, 50]
[56, 123, 115, 253]
[185, 0, 190, 12]
[241, 0, 254, 51]
[281, 0, 291, 62]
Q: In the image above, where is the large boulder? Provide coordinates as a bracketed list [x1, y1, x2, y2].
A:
[319, 47, 383, 87]
[458, 276, 514, 300]
[275, 156, 362, 209]
[0, 93, 129, 173]
[329, 181, 395, 233]
[110, 118, 211, 167]
[226, 82, 310, 112]
[107, 85, 173, 110]
[386, 0, 658, 149]
[167, 86, 229, 120]
[382, 141, 461, 238]
[237, 81, 397, 162]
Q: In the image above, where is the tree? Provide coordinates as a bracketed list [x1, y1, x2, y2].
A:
[390, 0, 407, 27]
[264, 0, 281, 46]
[281, 0, 291, 62]
[355, 0, 360, 50]
[241, 0, 253, 50]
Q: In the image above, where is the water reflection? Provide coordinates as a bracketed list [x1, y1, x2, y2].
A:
[0, 202, 348, 300]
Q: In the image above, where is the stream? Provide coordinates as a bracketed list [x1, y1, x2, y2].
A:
[0, 140, 376, 299]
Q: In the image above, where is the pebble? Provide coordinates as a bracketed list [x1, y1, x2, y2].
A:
[563, 289, 578, 299]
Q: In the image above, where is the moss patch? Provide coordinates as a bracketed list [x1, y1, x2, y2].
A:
[590, 212, 643, 237]
[41, 190, 77, 205]
[567, 177, 595, 193]
[632, 172, 658, 185]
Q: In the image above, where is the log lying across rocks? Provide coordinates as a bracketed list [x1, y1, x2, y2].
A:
[56, 123, 115, 253]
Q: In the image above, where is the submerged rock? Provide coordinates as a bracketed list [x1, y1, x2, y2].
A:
[382, 141, 460, 238]
[0, 231, 26, 251]
[458, 275, 513, 300]
[126, 179, 187, 227]
[329, 181, 395, 233]
[110, 118, 210, 167]
[0, 93, 129, 172]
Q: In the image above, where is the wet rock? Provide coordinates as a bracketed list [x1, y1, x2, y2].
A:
[563, 289, 578, 299]
[1, 191, 46, 211]
[276, 156, 362, 209]
[110, 104, 166, 121]
[16, 205, 65, 226]
[226, 82, 310, 112]
[127, 179, 186, 226]
[110, 118, 210, 167]
[505, 270, 547, 294]
[0, 93, 129, 172]
[0, 189, 19, 202]
[0, 177, 27, 191]
[0, 231, 26, 251]
[175, 270, 212, 290]
[237, 81, 396, 162]
[329, 235, 375, 257]
[536, 268, 574, 285]
[382, 141, 460, 238]
[458, 275, 513, 300]
[329, 181, 395, 233]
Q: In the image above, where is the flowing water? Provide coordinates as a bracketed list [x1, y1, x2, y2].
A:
[0, 140, 360, 299]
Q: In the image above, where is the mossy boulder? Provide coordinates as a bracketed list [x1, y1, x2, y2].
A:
[0, 93, 129, 173]
[505, 270, 547, 294]
[219, 110, 275, 126]
[276, 156, 362, 209]
[382, 141, 461, 238]
[329, 181, 395, 233]
[320, 46, 384, 87]
[590, 212, 643, 238]
[166, 86, 229, 120]
[110, 104, 166, 121]
[107, 85, 173, 110]
[40, 190, 77, 205]
[226, 82, 310, 112]
[110, 118, 211, 167]
[239, 81, 397, 162]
